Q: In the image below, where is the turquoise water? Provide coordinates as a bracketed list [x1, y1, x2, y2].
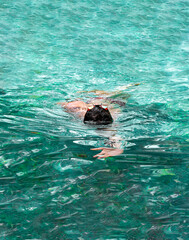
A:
[0, 0, 189, 239]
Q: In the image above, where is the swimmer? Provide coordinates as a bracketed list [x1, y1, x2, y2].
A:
[58, 83, 140, 159]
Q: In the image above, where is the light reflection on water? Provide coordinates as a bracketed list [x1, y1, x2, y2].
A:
[1, 89, 189, 239]
[1, 0, 189, 239]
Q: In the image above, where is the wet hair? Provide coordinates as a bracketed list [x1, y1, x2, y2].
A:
[84, 105, 113, 125]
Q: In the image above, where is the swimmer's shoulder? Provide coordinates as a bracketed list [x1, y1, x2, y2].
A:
[57, 100, 85, 107]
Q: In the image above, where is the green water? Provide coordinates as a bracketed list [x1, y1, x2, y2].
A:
[0, 0, 189, 239]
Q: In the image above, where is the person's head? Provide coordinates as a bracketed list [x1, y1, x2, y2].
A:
[84, 105, 113, 125]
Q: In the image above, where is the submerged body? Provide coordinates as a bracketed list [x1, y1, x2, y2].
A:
[58, 84, 140, 158]
[58, 99, 123, 158]
[58, 98, 122, 120]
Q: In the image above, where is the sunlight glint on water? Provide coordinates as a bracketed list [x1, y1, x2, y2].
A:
[0, 0, 189, 239]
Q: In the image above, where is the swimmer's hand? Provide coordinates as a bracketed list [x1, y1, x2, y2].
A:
[91, 147, 123, 159]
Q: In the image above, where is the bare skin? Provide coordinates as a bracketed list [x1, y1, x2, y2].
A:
[78, 83, 140, 97]
[57, 100, 120, 119]
[57, 84, 140, 159]
[57, 101, 88, 118]
[57, 100, 123, 159]
[91, 147, 124, 159]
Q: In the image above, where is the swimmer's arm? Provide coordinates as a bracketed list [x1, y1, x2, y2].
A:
[57, 102, 67, 107]
[91, 135, 124, 159]
[78, 83, 140, 97]
[57, 101, 81, 109]
[57, 102, 74, 112]
[105, 83, 140, 97]
[91, 147, 123, 159]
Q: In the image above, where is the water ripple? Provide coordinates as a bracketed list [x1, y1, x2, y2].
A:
[1, 0, 189, 238]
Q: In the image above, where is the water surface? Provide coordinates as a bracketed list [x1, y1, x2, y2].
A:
[0, 0, 189, 239]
